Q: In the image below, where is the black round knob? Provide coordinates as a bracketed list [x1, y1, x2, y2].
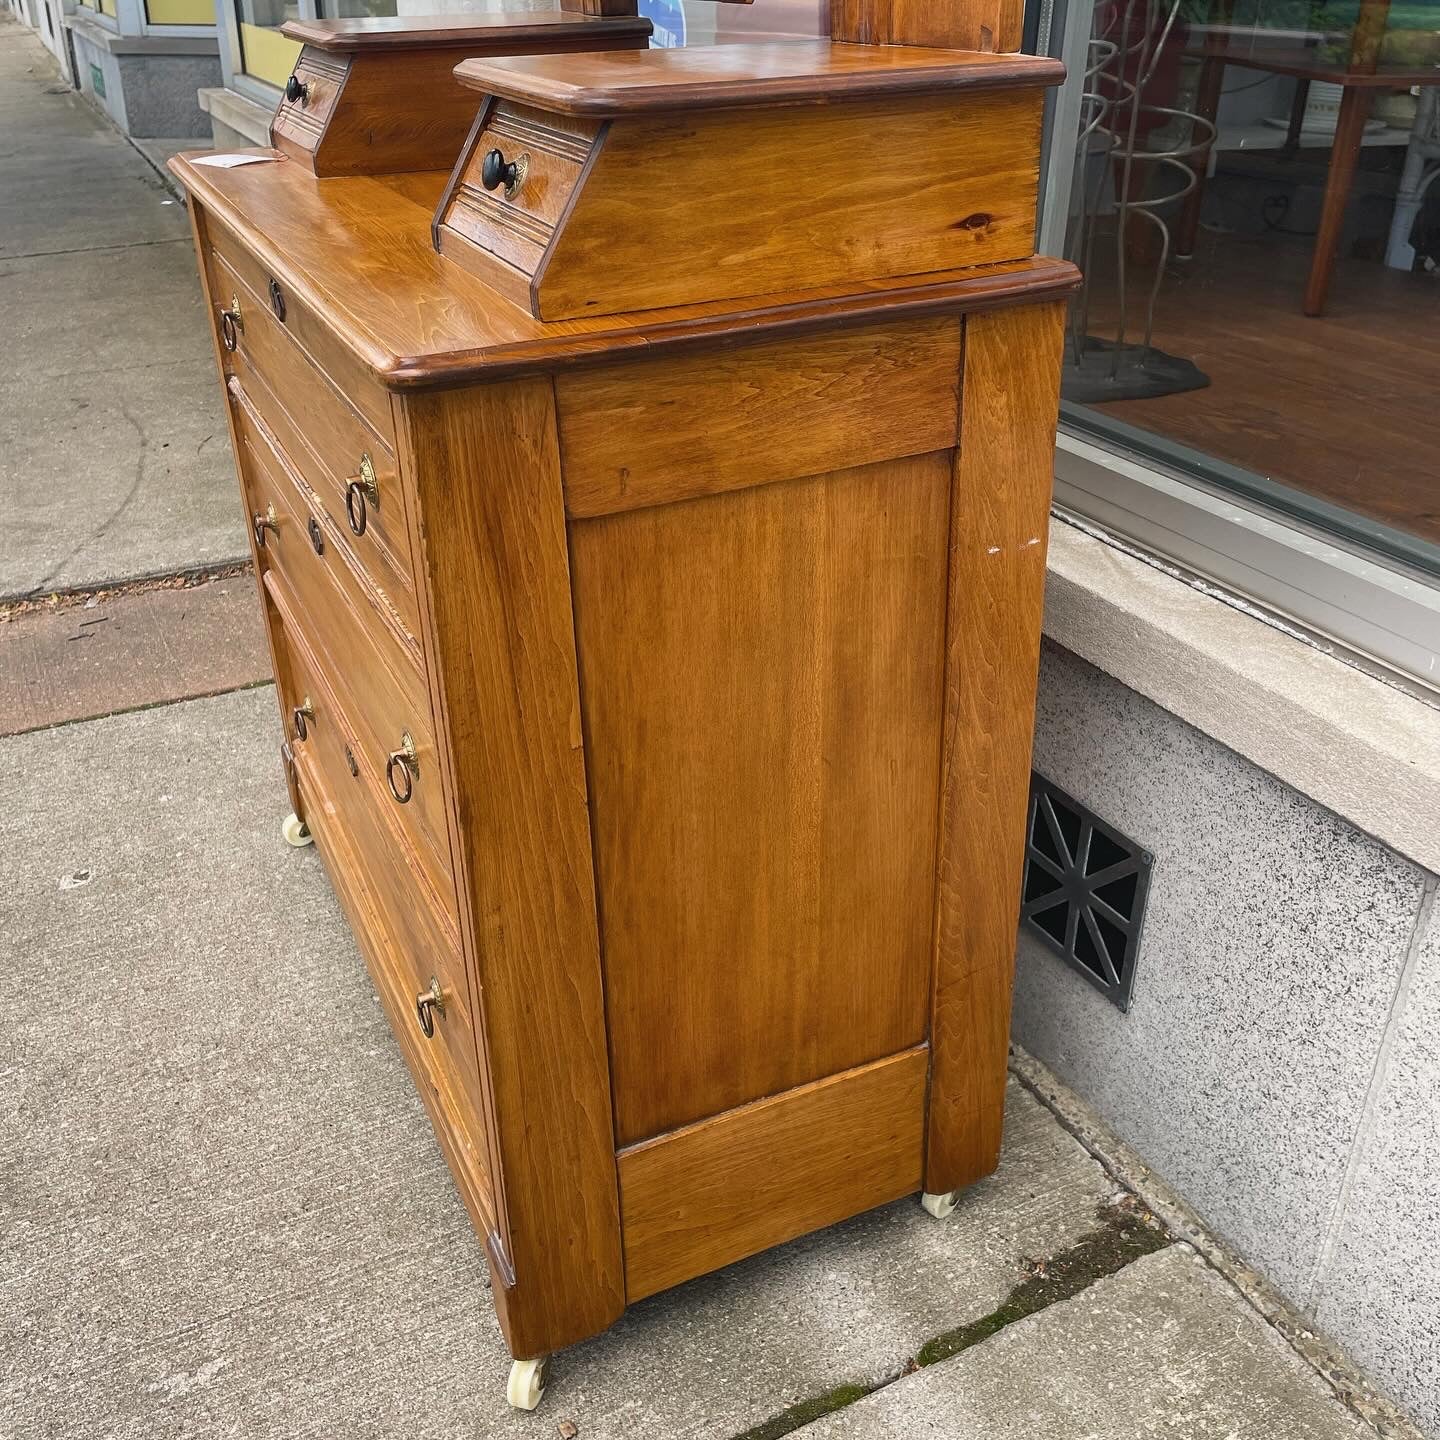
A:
[480, 148, 517, 194]
[285, 74, 308, 104]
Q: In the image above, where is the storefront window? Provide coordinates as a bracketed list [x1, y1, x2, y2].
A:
[236, 0, 301, 86]
[1050, 0, 1440, 566]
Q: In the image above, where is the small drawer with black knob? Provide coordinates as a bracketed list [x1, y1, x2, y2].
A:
[232, 379, 458, 928]
[435, 100, 598, 283]
[269, 49, 346, 153]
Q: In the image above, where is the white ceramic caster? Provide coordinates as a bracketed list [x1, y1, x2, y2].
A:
[281, 812, 313, 848]
[920, 1190, 958, 1220]
[506, 1356, 548, 1411]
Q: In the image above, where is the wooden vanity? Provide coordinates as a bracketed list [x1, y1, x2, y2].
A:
[172, 15, 1073, 1412]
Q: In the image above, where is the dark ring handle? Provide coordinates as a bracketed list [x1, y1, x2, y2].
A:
[307, 516, 324, 555]
[268, 277, 286, 322]
[387, 750, 414, 805]
[285, 74, 308, 104]
[292, 705, 310, 741]
[346, 480, 368, 536]
[220, 309, 239, 353]
[480, 148, 518, 194]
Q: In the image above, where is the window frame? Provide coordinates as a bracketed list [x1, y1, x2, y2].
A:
[1033, 0, 1440, 692]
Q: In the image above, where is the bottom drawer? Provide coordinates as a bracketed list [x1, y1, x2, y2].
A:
[268, 582, 502, 1244]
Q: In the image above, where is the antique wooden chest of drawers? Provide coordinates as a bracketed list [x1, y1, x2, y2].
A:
[173, 29, 1074, 1413]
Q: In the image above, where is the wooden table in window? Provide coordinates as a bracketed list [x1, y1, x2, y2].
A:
[1177, 17, 1440, 316]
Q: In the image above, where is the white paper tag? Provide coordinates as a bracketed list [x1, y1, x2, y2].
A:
[191, 152, 277, 169]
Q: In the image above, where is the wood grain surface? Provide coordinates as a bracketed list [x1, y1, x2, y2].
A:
[831, 0, 1026, 56]
[535, 90, 1043, 318]
[454, 41, 1063, 114]
[398, 378, 624, 1359]
[925, 301, 1065, 1195]
[571, 451, 950, 1145]
[554, 318, 961, 517]
[618, 1047, 927, 1301]
[172, 160, 1079, 389]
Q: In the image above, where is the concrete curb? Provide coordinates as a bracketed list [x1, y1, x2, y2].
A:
[1009, 1044, 1427, 1440]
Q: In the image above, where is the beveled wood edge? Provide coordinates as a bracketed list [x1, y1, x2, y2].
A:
[453, 46, 1066, 114]
[431, 96, 497, 253]
[388, 260, 1081, 389]
[281, 12, 652, 52]
[168, 153, 1078, 389]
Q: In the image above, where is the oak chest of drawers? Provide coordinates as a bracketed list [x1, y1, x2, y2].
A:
[173, 26, 1074, 1413]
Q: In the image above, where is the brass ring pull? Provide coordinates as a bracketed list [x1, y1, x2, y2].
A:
[415, 975, 445, 1038]
[252, 503, 278, 549]
[345, 453, 379, 537]
[219, 295, 242, 352]
[292, 696, 314, 741]
[386, 731, 418, 804]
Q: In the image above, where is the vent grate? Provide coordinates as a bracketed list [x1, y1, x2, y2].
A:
[1021, 774, 1152, 1012]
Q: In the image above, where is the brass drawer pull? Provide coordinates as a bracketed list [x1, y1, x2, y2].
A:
[307, 516, 325, 555]
[219, 294, 243, 352]
[345, 453, 379, 537]
[291, 695, 314, 741]
[386, 731, 418, 804]
[252, 503, 278, 549]
[415, 975, 445, 1038]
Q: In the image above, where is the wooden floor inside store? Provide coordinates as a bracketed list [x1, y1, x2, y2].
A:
[1078, 228, 1440, 549]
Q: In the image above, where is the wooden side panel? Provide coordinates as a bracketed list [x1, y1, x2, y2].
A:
[535, 90, 1043, 320]
[398, 379, 624, 1360]
[619, 1047, 928, 1301]
[570, 452, 951, 1147]
[554, 318, 962, 518]
[830, 0, 1024, 56]
[926, 301, 1065, 1195]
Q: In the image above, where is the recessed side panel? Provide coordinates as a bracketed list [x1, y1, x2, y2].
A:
[570, 451, 952, 1147]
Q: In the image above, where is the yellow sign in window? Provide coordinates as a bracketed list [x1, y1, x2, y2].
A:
[239, 21, 301, 87]
[146, 0, 215, 23]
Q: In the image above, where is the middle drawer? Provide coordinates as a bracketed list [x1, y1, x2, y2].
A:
[234, 380, 458, 928]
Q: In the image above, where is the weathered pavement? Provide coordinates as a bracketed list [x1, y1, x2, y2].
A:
[0, 19, 243, 599]
[0, 684, 1385, 1440]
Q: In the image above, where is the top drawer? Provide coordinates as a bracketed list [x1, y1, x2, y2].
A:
[206, 214, 393, 440]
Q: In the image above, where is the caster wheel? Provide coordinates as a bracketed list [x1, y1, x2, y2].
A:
[281, 812, 313, 849]
[507, 1356, 548, 1412]
[920, 1190, 958, 1220]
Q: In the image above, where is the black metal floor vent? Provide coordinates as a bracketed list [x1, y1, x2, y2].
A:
[1021, 774, 1152, 1012]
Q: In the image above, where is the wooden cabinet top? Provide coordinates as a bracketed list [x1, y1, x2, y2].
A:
[280, 12, 653, 54]
[453, 40, 1066, 115]
[169, 157, 1077, 389]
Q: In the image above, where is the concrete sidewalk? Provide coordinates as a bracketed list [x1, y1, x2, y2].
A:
[0, 18, 244, 600]
[0, 684, 1387, 1440]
